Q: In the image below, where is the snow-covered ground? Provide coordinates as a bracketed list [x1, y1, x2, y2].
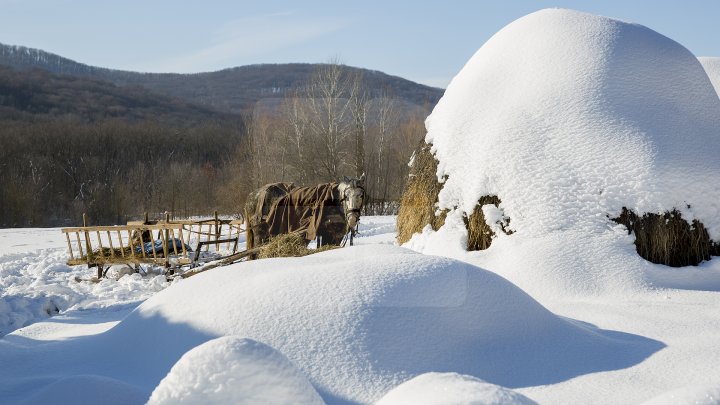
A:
[3, 7, 720, 405]
[1, 216, 719, 404]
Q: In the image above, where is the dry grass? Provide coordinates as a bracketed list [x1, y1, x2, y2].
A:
[465, 195, 513, 251]
[81, 247, 134, 262]
[396, 141, 513, 250]
[396, 142, 447, 244]
[612, 207, 720, 267]
[257, 232, 338, 259]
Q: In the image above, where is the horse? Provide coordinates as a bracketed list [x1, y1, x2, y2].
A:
[244, 174, 366, 251]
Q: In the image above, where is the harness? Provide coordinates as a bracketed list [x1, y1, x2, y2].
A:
[339, 183, 365, 247]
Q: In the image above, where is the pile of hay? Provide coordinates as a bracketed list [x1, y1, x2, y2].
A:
[81, 247, 135, 262]
[397, 142, 720, 265]
[397, 142, 510, 250]
[257, 233, 338, 259]
[465, 196, 513, 251]
[612, 208, 720, 267]
[396, 142, 446, 245]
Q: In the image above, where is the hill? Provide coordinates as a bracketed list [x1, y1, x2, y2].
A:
[0, 43, 444, 113]
[0, 65, 238, 126]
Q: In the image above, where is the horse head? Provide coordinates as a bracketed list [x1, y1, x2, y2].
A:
[338, 173, 366, 232]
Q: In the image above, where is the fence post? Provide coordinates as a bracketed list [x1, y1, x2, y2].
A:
[215, 211, 220, 251]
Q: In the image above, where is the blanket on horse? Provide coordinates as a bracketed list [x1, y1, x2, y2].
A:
[251, 182, 343, 242]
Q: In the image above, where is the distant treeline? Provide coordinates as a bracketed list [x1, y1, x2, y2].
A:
[0, 119, 244, 227]
[0, 65, 234, 125]
[0, 62, 428, 227]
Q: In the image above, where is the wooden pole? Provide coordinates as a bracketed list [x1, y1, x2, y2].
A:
[165, 212, 171, 254]
[128, 230, 137, 259]
[160, 225, 169, 267]
[106, 231, 115, 258]
[150, 227, 158, 261]
[139, 229, 147, 259]
[76, 232, 84, 258]
[178, 225, 190, 258]
[96, 230, 105, 260]
[83, 213, 92, 261]
[65, 233, 75, 261]
[116, 230, 125, 258]
[214, 211, 220, 251]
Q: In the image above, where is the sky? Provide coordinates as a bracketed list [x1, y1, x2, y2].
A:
[0, 0, 719, 88]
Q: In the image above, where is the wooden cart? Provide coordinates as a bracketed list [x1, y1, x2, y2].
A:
[61, 215, 245, 279]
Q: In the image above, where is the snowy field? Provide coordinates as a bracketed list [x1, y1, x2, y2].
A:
[3, 7, 720, 405]
[1, 216, 719, 404]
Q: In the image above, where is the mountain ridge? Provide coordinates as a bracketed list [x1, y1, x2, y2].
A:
[0, 42, 444, 113]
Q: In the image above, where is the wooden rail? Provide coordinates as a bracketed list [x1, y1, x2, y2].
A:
[61, 217, 245, 278]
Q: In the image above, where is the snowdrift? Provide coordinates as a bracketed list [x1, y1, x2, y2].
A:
[148, 336, 323, 404]
[699, 57, 720, 96]
[410, 8, 720, 297]
[101, 245, 659, 403]
[376, 372, 537, 405]
[641, 384, 720, 405]
[17, 375, 147, 405]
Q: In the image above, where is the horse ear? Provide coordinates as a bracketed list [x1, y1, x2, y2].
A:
[359, 173, 366, 183]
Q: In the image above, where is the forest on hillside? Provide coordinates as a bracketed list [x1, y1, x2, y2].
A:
[0, 43, 443, 114]
[0, 63, 427, 227]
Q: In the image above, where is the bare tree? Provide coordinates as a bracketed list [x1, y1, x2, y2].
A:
[368, 92, 398, 212]
[281, 93, 313, 184]
[305, 61, 353, 181]
[348, 72, 369, 179]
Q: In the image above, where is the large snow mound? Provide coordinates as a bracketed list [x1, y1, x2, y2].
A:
[148, 336, 323, 405]
[376, 372, 537, 405]
[104, 245, 660, 403]
[426, 8, 720, 237]
[415, 8, 720, 298]
[699, 57, 720, 96]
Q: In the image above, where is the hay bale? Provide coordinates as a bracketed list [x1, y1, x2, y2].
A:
[612, 207, 720, 267]
[396, 141, 513, 250]
[465, 196, 513, 251]
[396, 142, 447, 244]
[257, 233, 337, 259]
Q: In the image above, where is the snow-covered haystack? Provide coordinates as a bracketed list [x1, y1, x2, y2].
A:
[698, 57, 720, 96]
[397, 142, 511, 250]
[405, 9, 720, 295]
[104, 245, 659, 404]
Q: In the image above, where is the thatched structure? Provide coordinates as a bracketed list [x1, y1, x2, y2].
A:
[397, 142, 510, 250]
[612, 208, 720, 267]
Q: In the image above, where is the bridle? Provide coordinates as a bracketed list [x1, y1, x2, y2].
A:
[338, 180, 365, 246]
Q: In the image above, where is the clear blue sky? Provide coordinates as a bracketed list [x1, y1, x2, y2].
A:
[1, 0, 718, 88]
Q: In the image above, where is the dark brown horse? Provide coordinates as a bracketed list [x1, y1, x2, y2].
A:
[244, 175, 366, 250]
